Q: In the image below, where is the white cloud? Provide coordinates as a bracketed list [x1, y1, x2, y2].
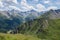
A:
[6, 0, 18, 4]
[12, 0, 18, 4]
[21, 0, 46, 12]
[55, 2, 60, 5]
[0, 0, 20, 11]
[0, 1, 4, 7]
[47, 6, 58, 10]
[33, 0, 38, 2]
[36, 4, 46, 12]
[44, 0, 50, 4]
[8, 6, 21, 11]
[0, 0, 59, 12]
[21, 0, 34, 11]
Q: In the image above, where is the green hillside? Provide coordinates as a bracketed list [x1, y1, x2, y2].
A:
[46, 19, 60, 40]
[17, 18, 60, 40]
[0, 33, 41, 40]
[0, 19, 60, 40]
[36, 19, 60, 40]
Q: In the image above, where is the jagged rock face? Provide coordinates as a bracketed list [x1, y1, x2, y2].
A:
[41, 9, 60, 19]
[0, 11, 10, 19]
[47, 9, 60, 19]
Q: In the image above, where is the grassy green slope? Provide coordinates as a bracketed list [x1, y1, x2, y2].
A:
[37, 19, 60, 40]
[18, 19, 60, 40]
[0, 19, 60, 40]
[0, 33, 41, 40]
[46, 19, 60, 40]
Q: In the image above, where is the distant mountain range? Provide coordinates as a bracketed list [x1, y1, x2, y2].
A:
[0, 9, 60, 33]
[0, 9, 45, 21]
[42, 9, 60, 19]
